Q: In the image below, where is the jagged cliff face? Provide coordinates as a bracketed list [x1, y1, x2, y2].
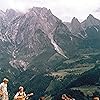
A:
[0, 7, 71, 71]
[65, 14, 100, 38]
[65, 14, 100, 45]
[81, 14, 100, 29]
[70, 17, 87, 39]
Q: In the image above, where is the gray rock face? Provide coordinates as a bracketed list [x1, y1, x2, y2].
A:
[64, 14, 100, 39]
[0, 10, 5, 18]
[0, 7, 69, 70]
[81, 14, 100, 29]
[63, 22, 71, 31]
[7, 7, 63, 57]
[25, 7, 60, 34]
[71, 17, 83, 33]
[64, 17, 86, 39]
[5, 9, 20, 22]
[71, 17, 86, 38]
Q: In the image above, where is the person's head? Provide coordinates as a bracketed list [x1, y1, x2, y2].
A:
[19, 86, 24, 92]
[62, 94, 69, 100]
[68, 95, 73, 100]
[3, 78, 9, 84]
[39, 96, 45, 100]
[93, 97, 99, 100]
[62, 94, 66, 99]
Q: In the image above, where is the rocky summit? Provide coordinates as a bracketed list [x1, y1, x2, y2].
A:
[0, 7, 100, 100]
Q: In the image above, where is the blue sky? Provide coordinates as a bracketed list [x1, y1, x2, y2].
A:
[0, 0, 100, 22]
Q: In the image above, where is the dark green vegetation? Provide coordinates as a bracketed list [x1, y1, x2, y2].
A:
[1, 38, 100, 100]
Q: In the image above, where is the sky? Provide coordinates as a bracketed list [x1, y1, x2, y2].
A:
[0, 0, 100, 22]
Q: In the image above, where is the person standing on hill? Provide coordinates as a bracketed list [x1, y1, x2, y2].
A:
[0, 78, 9, 100]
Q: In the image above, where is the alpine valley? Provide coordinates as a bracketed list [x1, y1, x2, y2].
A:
[0, 7, 100, 100]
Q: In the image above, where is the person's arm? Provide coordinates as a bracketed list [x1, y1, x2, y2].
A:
[24, 92, 27, 99]
[0, 83, 5, 94]
[14, 92, 19, 100]
[0, 84, 2, 89]
[25, 92, 30, 100]
[24, 92, 26, 97]
[0, 83, 3, 96]
[0, 83, 3, 90]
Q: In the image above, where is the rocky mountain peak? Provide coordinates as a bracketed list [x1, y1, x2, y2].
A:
[3, 7, 67, 63]
[29, 7, 53, 17]
[71, 17, 80, 24]
[87, 14, 94, 19]
[0, 10, 5, 17]
[6, 9, 16, 14]
[81, 14, 100, 29]
[5, 9, 21, 22]
[24, 7, 60, 35]
[70, 17, 83, 34]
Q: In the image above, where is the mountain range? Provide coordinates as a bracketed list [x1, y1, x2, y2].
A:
[0, 7, 100, 100]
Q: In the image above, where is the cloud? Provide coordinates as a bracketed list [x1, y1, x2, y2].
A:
[0, 0, 100, 21]
[95, 8, 100, 12]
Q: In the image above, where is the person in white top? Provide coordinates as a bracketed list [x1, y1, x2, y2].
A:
[0, 78, 9, 100]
